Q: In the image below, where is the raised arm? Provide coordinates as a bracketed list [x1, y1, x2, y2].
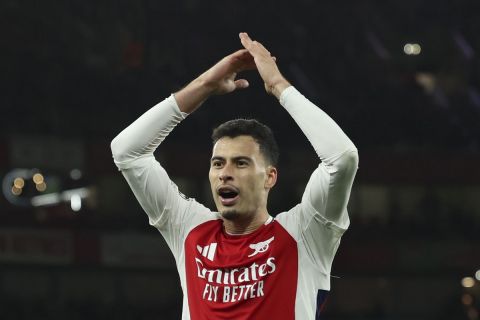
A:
[111, 48, 256, 159]
[110, 48, 262, 252]
[280, 88, 358, 228]
[111, 48, 256, 164]
[240, 32, 358, 228]
[110, 93, 198, 234]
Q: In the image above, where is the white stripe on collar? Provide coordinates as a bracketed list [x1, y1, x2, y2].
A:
[264, 216, 273, 225]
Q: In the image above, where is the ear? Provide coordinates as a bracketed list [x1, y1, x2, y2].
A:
[264, 166, 277, 189]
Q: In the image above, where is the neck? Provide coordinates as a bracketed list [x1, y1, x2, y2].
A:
[222, 211, 271, 235]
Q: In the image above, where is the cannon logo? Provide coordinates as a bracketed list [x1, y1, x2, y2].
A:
[247, 236, 274, 257]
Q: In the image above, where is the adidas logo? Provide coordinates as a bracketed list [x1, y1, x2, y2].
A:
[197, 243, 217, 261]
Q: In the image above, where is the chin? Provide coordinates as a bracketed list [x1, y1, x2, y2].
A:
[220, 209, 241, 221]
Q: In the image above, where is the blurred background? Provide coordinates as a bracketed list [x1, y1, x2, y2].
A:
[1, 0, 480, 319]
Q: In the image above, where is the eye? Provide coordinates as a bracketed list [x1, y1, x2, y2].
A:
[211, 160, 223, 168]
[237, 160, 249, 167]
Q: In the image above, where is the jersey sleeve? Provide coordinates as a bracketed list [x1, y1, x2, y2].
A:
[276, 86, 359, 274]
[110, 95, 216, 259]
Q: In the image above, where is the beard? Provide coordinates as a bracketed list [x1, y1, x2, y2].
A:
[220, 209, 242, 221]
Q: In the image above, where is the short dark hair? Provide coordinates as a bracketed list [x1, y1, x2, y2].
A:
[211, 119, 279, 166]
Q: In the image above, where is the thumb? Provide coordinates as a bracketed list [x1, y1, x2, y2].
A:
[234, 79, 249, 90]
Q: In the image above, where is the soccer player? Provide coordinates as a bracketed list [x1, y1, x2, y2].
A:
[111, 33, 358, 320]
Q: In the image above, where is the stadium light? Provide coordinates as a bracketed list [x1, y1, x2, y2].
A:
[461, 277, 475, 288]
[404, 43, 422, 55]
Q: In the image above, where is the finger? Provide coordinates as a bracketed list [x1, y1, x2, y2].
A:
[234, 79, 249, 89]
[237, 51, 256, 68]
[229, 49, 250, 60]
[228, 49, 253, 67]
[240, 32, 264, 55]
[239, 33, 272, 59]
[239, 33, 259, 54]
[236, 49, 254, 62]
[239, 32, 252, 49]
[254, 41, 271, 55]
[232, 51, 256, 71]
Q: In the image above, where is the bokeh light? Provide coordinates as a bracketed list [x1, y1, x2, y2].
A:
[71, 194, 82, 212]
[404, 43, 422, 55]
[70, 169, 82, 180]
[462, 293, 473, 306]
[11, 186, 22, 196]
[462, 277, 476, 288]
[36, 182, 47, 192]
[33, 173, 44, 185]
[13, 177, 25, 189]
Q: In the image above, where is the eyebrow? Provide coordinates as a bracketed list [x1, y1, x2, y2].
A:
[210, 156, 252, 162]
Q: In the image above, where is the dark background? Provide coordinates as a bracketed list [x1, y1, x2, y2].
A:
[1, 0, 479, 319]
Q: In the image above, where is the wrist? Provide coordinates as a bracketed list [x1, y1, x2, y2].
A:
[174, 78, 215, 113]
[271, 79, 291, 100]
[191, 76, 218, 97]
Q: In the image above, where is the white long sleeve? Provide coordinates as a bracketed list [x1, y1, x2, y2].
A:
[110, 95, 215, 259]
[279, 86, 359, 229]
[279, 86, 357, 163]
[111, 95, 187, 168]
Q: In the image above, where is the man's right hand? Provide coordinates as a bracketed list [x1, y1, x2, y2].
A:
[174, 49, 256, 113]
[199, 49, 257, 95]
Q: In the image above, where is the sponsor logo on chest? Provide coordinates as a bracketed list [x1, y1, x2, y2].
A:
[194, 237, 277, 303]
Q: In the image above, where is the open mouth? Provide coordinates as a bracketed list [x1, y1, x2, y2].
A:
[217, 186, 239, 206]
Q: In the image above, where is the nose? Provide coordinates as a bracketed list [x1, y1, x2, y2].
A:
[219, 164, 233, 182]
[219, 174, 233, 182]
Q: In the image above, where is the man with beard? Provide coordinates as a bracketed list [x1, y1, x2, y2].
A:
[111, 32, 358, 320]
